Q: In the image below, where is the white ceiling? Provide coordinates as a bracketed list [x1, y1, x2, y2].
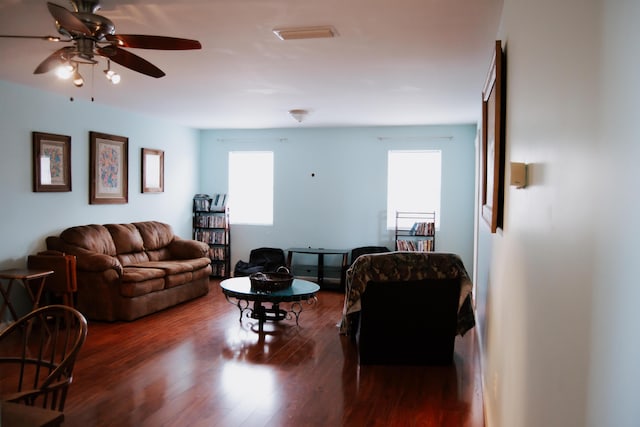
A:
[0, 0, 503, 129]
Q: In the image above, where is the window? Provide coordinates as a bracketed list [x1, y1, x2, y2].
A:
[228, 151, 274, 225]
[387, 150, 442, 229]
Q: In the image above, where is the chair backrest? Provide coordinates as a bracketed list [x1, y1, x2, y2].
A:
[350, 246, 390, 266]
[357, 278, 460, 365]
[27, 251, 78, 302]
[248, 247, 286, 272]
[0, 304, 88, 411]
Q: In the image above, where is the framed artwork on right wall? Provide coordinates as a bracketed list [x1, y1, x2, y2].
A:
[141, 148, 164, 193]
[481, 40, 506, 233]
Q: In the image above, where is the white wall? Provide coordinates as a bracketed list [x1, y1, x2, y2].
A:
[477, 1, 640, 426]
[587, 1, 640, 425]
[0, 80, 200, 270]
[200, 125, 476, 274]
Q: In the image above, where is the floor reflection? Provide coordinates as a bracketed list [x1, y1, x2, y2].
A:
[220, 361, 278, 410]
[221, 320, 315, 366]
[340, 335, 474, 426]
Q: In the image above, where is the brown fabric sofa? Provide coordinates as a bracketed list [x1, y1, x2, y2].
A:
[45, 221, 212, 321]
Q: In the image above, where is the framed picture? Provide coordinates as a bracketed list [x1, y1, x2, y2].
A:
[141, 148, 164, 193]
[89, 131, 128, 204]
[481, 40, 506, 233]
[32, 132, 71, 192]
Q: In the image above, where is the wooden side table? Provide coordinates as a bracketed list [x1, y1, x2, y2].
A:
[0, 268, 54, 322]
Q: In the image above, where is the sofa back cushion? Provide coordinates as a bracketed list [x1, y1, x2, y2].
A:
[59, 224, 116, 255]
[134, 221, 175, 251]
[105, 223, 145, 254]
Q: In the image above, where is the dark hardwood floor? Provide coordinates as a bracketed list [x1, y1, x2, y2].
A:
[62, 279, 484, 427]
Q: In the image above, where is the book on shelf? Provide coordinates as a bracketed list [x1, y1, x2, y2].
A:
[193, 194, 211, 212]
[194, 214, 227, 228]
[210, 193, 227, 212]
[411, 221, 435, 236]
[194, 230, 227, 245]
[208, 247, 227, 260]
[396, 239, 434, 252]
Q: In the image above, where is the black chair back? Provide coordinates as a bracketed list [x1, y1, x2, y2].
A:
[357, 278, 460, 365]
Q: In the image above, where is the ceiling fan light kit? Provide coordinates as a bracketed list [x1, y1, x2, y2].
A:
[55, 63, 74, 80]
[1, 0, 201, 88]
[103, 60, 120, 84]
[71, 67, 84, 87]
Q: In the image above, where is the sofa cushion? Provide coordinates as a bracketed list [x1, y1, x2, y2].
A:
[120, 267, 165, 297]
[121, 278, 166, 297]
[146, 247, 172, 262]
[192, 265, 212, 280]
[121, 266, 166, 282]
[59, 224, 116, 255]
[105, 223, 145, 254]
[118, 252, 150, 266]
[134, 221, 174, 251]
[178, 258, 212, 271]
[165, 272, 193, 289]
[130, 261, 195, 275]
[167, 239, 210, 259]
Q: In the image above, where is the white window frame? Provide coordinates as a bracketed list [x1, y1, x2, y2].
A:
[228, 151, 274, 225]
[386, 150, 442, 229]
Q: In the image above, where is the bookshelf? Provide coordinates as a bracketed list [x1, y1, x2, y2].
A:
[395, 211, 436, 252]
[193, 194, 230, 278]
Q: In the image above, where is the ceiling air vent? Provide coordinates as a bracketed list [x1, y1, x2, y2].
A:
[273, 26, 337, 40]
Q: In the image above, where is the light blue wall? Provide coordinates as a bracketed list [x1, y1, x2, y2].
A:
[0, 79, 476, 317]
[199, 125, 476, 275]
[0, 80, 200, 270]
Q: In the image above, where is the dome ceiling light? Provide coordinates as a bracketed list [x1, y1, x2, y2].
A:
[289, 109, 308, 123]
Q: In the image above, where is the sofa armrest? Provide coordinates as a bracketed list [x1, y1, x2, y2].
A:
[76, 253, 123, 275]
[47, 235, 122, 274]
[167, 238, 209, 259]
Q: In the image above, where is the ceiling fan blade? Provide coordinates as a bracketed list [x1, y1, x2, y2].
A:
[0, 35, 62, 41]
[33, 47, 73, 74]
[105, 34, 201, 50]
[47, 2, 91, 36]
[97, 46, 165, 78]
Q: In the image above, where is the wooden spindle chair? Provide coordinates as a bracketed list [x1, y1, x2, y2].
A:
[0, 304, 87, 412]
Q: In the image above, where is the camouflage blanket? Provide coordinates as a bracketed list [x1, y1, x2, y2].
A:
[339, 251, 475, 336]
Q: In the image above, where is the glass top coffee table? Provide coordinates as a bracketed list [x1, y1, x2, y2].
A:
[220, 277, 320, 331]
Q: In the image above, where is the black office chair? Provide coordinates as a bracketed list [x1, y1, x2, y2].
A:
[350, 246, 390, 266]
[233, 247, 286, 277]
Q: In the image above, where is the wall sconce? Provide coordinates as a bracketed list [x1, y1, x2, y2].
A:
[510, 162, 527, 188]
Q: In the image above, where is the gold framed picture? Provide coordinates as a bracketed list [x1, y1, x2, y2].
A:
[481, 40, 506, 233]
[142, 148, 164, 193]
[32, 132, 71, 192]
[89, 131, 128, 204]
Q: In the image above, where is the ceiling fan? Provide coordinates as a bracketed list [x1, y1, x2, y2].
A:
[0, 0, 201, 86]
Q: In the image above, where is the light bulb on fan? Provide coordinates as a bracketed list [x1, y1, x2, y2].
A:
[55, 63, 74, 80]
[103, 60, 121, 84]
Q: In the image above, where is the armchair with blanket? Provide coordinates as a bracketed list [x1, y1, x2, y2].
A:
[340, 251, 475, 365]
